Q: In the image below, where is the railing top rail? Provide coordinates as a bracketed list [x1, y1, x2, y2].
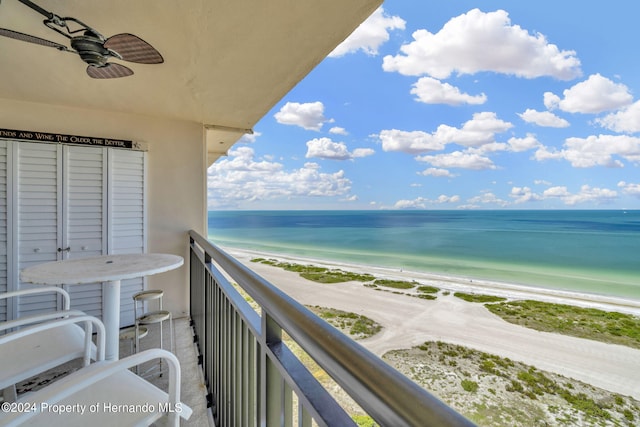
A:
[189, 230, 474, 427]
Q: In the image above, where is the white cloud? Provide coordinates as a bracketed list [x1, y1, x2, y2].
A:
[208, 146, 351, 208]
[392, 194, 460, 209]
[618, 181, 640, 197]
[534, 134, 640, 167]
[352, 148, 376, 158]
[379, 112, 512, 154]
[410, 77, 487, 105]
[418, 168, 457, 177]
[329, 127, 349, 135]
[329, 7, 406, 57]
[469, 142, 509, 154]
[382, 9, 581, 80]
[378, 129, 445, 154]
[306, 138, 350, 160]
[544, 74, 633, 114]
[305, 137, 374, 160]
[542, 186, 570, 198]
[508, 134, 542, 152]
[510, 186, 542, 204]
[597, 101, 640, 133]
[274, 102, 327, 131]
[543, 185, 617, 205]
[417, 151, 497, 170]
[467, 191, 509, 207]
[518, 109, 570, 128]
[436, 194, 461, 204]
[434, 112, 513, 148]
[393, 197, 428, 209]
[237, 132, 261, 143]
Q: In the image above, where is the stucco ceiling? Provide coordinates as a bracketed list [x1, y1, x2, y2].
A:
[0, 0, 381, 163]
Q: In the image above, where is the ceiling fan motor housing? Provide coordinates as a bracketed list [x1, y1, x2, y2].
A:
[70, 32, 110, 67]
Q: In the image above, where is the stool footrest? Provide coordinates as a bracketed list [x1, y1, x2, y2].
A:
[137, 310, 171, 325]
[119, 326, 149, 341]
[133, 289, 164, 302]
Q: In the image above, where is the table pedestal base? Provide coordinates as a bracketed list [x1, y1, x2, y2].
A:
[103, 280, 121, 361]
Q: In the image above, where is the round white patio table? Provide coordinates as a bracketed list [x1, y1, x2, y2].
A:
[20, 253, 183, 361]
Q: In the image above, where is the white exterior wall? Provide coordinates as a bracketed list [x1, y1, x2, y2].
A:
[0, 98, 206, 317]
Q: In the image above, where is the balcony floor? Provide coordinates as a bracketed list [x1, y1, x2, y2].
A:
[132, 316, 212, 426]
[11, 317, 212, 426]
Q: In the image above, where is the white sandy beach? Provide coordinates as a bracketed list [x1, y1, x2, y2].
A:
[224, 247, 640, 401]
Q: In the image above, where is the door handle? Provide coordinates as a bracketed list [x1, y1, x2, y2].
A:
[57, 247, 71, 253]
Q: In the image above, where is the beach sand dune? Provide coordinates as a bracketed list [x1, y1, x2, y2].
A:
[227, 248, 640, 400]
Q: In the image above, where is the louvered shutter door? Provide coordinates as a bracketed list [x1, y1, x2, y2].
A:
[0, 141, 7, 321]
[16, 142, 62, 316]
[63, 146, 107, 318]
[109, 149, 146, 326]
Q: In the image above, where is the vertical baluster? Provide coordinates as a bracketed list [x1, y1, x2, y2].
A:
[241, 325, 251, 427]
[204, 273, 212, 408]
[284, 381, 293, 427]
[262, 313, 283, 426]
[248, 333, 257, 426]
[214, 281, 221, 425]
[228, 304, 234, 426]
[232, 309, 238, 425]
[255, 338, 263, 427]
[223, 295, 230, 426]
[235, 312, 242, 425]
[298, 403, 312, 427]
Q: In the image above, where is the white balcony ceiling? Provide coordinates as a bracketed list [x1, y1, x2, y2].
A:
[0, 0, 381, 163]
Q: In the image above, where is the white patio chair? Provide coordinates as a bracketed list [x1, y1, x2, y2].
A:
[0, 314, 105, 401]
[1, 287, 92, 401]
[0, 348, 192, 427]
[0, 287, 82, 333]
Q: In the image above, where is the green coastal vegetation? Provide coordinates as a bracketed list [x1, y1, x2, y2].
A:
[372, 279, 416, 289]
[306, 305, 382, 339]
[384, 341, 640, 426]
[252, 258, 441, 302]
[251, 258, 375, 283]
[454, 292, 507, 303]
[485, 300, 640, 349]
[454, 292, 640, 349]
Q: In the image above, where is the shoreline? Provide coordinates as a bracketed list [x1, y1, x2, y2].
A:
[224, 246, 640, 316]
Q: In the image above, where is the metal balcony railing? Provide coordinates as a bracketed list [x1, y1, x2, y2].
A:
[189, 230, 474, 427]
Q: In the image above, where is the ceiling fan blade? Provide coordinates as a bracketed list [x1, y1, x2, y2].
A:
[104, 33, 163, 64]
[86, 63, 134, 79]
[0, 27, 69, 51]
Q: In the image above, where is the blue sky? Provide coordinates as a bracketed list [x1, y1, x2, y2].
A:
[208, 1, 640, 210]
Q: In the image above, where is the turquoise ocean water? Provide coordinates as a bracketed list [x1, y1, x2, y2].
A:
[207, 210, 640, 300]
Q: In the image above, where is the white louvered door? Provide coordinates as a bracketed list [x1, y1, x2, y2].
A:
[3, 140, 146, 326]
[62, 145, 108, 319]
[0, 141, 8, 321]
[109, 149, 146, 326]
[14, 142, 63, 318]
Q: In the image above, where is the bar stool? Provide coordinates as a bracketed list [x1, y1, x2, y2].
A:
[119, 325, 149, 356]
[133, 290, 173, 375]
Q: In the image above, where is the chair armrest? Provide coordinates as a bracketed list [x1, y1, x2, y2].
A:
[0, 310, 86, 333]
[0, 314, 105, 363]
[0, 286, 71, 310]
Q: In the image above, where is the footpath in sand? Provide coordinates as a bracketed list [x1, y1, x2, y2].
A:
[227, 248, 640, 401]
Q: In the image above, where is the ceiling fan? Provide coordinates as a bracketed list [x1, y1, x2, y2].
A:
[0, 0, 163, 78]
